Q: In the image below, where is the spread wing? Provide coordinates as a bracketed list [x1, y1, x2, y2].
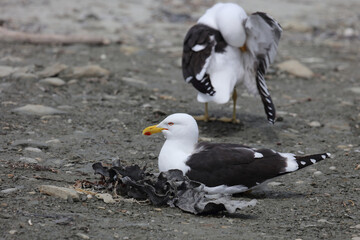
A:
[182, 24, 227, 96]
[244, 12, 282, 124]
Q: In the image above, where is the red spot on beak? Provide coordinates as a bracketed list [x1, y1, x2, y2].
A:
[144, 132, 151, 136]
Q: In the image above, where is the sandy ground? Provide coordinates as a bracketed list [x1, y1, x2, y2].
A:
[0, 0, 359, 239]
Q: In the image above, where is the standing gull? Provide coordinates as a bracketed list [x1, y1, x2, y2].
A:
[182, 3, 282, 123]
[143, 113, 330, 194]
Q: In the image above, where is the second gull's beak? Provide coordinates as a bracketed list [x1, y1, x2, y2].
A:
[142, 124, 167, 136]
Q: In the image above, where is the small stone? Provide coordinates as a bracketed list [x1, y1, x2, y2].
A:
[352, 237, 360, 240]
[268, 181, 283, 186]
[348, 87, 360, 95]
[11, 72, 37, 81]
[76, 233, 90, 240]
[12, 140, 49, 149]
[313, 171, 322, 176]
[295, 180, 304, 184]
[19, 157, 38, 164]
[120, 45, 140, 56]
[95, 193, 115, 203]
[308, 121, 321, 128]
[1, 187, 20, 194]
[9, 230, 17, 235]
[39, 185, 79, 201]
[329, 166, 337, 170]
[39, 77, 66, 87]
[12, 104, 66, 116]
[0, 66, 16, 78]
[45, 139, 61, 145]
[67, 79, 78, 85]
[277, 60, 314, 78]
[38, 63, 68, 78]
[122, 77, 147, 85]
[350, 224, 360, 229]
[24, 147, 42, 153]
[70, 65, 110, 79]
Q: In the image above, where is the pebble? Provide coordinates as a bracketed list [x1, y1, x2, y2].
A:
[38, 63, 68, 78]
[348, 87, 360, 95]
[9, 230, 17, 235]
[12, 104, 66, 116]
[19, 157, 38, 164]
[0, 66, 16, 78]
[350, 224, 360, 229]
[1, 187, 20, 194]
[329, 166, 337, 171]
[122, 77, 147, 85]
[11, 72, 37, 81]
[39, 185, 80, 201]
[313, 171, 323, 176]
[120, 45, 140, 56]
[12, 140, 49, 149]
[352, 237, 360, 240]
[24, 147, 42, 153]
[75, 233, 90, 240]
[95, 193, 115, 203]
[39, 77, 66, 87]
[295, 180, 304, 184]
[267, 181, 283, 187]
[308, 121, 321, 128]
[46, 139, 61, 145]
[70, 65, 110, 79]
[277, 60, 314, 78]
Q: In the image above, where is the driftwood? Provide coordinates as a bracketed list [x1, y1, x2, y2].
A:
[0, 26, 120, 45]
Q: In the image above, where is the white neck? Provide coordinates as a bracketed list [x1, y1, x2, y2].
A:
[158, 138, 197, 174]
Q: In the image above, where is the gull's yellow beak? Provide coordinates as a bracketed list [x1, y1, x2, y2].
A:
[142, 124, 167, 136]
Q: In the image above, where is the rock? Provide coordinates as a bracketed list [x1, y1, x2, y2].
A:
[24, 147, 42, 153]
[267, 181, 283, 187]
[348, 87, 360, 95]
[350, 224, 360, 229]
[277, 60, 314, 78]
[9, 230, 17, 235]
[39, 77, 66, 86]
[329, 166, 337, 170]
[38, 63, 68, 78]
[122, 77, 147, 85]
[95, 193, 115, 203]
[39, 185, 79, 201]
[308, 121, 321, 128]
[120, 45, 140, 56]
[12, 104, 66, 116]
[0, 66, 16, 78]
[46, 139, 61, 145]
[76, 233, 90, 239]
[19, 157, 38, 164]
[11, 72, 37, 81]
[70, 65, 110, 79]
[1, 187, 20, 194]
[313, 171, 322, 176]
[12, 140, 49, 149]
[352, 237, 360, 240]
[283, 21, 313, 32]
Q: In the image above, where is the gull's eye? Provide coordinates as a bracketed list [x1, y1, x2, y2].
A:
[168, 122, 174, 126]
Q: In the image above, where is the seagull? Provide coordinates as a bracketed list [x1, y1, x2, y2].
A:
[182, 3, 282, 124]
[143, 113, 330, 194]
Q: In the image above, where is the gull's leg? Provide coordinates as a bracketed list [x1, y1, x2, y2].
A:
[193, 103, 210, 122]
[218, 88, 240, 123]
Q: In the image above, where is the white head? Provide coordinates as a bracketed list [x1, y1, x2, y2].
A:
[143, 113, 199, 143]
[198, 3, 248, 48]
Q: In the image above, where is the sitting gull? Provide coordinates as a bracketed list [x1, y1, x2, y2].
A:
[143, 113, 330, 194]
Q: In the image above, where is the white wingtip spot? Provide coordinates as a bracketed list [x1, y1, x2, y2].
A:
[192, 44, 206, 52]
[300, 161, 306, 165]
[185, 76, 193, 83]
[321, 155, 326, 159]
[310, 159, 316, 164]
[254, 152, 263, 158]
[326, 153, 331, 157]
